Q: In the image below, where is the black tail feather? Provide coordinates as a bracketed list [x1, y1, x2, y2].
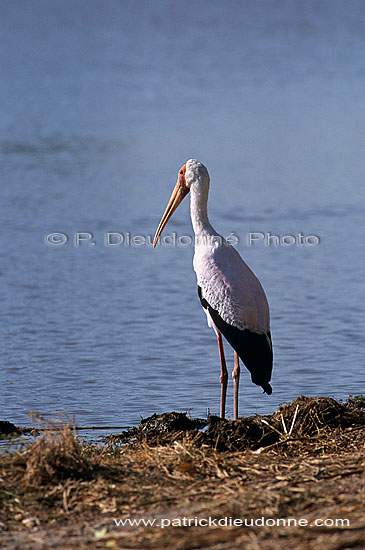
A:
[198, 286, 273, 392]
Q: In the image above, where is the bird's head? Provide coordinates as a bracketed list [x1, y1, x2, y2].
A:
[153, 159, 209, 247]
[185, 158, 210, 189]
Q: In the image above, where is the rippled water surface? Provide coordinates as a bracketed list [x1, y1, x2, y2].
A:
[1, 1, 364, 435]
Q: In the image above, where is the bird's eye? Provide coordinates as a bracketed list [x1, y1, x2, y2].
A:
[179, 170, 183, 175]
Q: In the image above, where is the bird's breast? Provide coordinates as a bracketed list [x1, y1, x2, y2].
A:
[193, 240, 270, 333]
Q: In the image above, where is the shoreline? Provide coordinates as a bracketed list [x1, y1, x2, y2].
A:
[0, 395, 364, 549]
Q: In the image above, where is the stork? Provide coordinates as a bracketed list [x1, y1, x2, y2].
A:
[153, 159, 273, 420]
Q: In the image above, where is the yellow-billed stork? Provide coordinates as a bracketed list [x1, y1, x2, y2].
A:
[153, 159, 273, 420]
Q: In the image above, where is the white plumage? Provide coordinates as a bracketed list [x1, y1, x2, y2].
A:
[153, 158, 273, 420]
[193, 235, 270, 333]
[187, 158, 270, 333]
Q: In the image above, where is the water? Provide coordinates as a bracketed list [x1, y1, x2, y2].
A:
[1, 0, 364, 436]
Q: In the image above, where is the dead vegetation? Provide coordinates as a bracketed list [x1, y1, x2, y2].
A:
[107, 395, 365, 453]
[0, 396, 364, 550]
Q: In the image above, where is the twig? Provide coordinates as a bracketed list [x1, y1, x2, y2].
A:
[288, 404, 300, 437]
[280, 414, 288, 435]
[261, 419, 283, 437]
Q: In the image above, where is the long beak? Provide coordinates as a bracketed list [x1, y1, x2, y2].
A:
[153, 180, 189, 247]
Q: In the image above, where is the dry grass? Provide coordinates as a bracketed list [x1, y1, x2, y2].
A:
[110, 395, 365, 454]
[0, 397, 364, 549]
[22, 417, 95, 488]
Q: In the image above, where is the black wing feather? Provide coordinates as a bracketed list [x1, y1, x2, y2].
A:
[198, 286, 273, 394]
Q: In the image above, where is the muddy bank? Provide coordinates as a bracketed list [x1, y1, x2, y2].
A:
[106, 395, 365, 452]
[0, 396, 364, 550]
[0, 421, 36, 439]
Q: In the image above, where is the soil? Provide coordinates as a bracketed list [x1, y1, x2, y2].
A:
[0, 396, 364, 549]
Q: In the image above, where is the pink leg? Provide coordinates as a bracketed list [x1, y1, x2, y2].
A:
[217, 332, 228, 418]
[233, 352, 241, 420]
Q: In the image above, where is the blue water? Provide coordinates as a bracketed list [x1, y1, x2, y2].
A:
[1, 0, 364, 436]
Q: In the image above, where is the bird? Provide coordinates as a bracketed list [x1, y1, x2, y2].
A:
[153, 159, 273, 420]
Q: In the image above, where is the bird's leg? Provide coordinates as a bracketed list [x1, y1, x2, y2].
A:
[232, 352, 241, 420]
[217, 332, 228, 419]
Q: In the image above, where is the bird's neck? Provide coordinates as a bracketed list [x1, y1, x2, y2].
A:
[190, 184, 214, 236]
